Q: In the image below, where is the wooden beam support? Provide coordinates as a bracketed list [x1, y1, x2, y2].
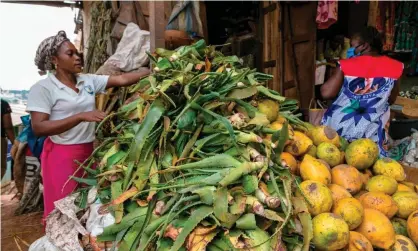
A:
[263, 3, 277, 14]
[291, 34, 311, 44]
[263, 60, 276, 68]
[149, 1, 165, 51]
[283, 80, 295, 90]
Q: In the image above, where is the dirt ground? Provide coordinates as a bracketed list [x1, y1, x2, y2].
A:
[1, 181, 44, 251]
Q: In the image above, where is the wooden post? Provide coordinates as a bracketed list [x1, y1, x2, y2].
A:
[149, 1, 165, 51]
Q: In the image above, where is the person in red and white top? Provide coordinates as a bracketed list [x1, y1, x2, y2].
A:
[320, 27, 403, 157]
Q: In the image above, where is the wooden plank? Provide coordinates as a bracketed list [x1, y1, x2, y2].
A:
[263, 60, 276, 68]
[284, 4, 301, 102]
[134, 1, 149, 30]
[199, 1, 209, 42]
[149, 1, 166, 51]
[289, 3, 314, 37]
[139, 1, 150, 16]
[311, 7, 317, 100]
[263, 1, 270, 63]
[284, 80, 295, 90]
[278, 2, 285, 95]
[111, 1, 119, 16]
[292, 34, 311, 44]
[263, 3, 277, 14]
[272, 3, 280, 93]
[261, 0, 282, 93]
[289, 2, 317, 108]
[285, 87, 298, 100]
[164, 1, 173, 23]
[257, 1, 265, 72]
[82, 1, 93, 63]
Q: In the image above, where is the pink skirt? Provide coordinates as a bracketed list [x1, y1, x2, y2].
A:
[41, 138, 93, 221]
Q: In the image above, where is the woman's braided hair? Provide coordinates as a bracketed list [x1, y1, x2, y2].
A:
[354, 26, 383, 53]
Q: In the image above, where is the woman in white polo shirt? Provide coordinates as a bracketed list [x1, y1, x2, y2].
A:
[27, 31, 149, 221]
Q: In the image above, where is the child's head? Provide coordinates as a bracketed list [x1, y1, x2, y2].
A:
[330, 35, 344, 50]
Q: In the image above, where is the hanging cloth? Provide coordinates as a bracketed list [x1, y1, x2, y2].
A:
[376, 2, 397, 51]
[368, 1, 379, 27]
[316, 0, 338, 30]
[166, 0, 203, 37]
[394, 1, 418, 53]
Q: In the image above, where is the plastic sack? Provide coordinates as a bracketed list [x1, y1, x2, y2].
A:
[96, 22, 150, 74]
[45, 188, 115, 251]
[17, 115, 45, 159]
[85, 203, 115, 237]
[28, 236, 60, 251]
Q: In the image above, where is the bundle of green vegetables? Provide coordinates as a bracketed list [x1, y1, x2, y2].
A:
[75, 40, 312, 251]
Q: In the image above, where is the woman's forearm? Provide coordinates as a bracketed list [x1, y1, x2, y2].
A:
[320, 68, 344, 100]
[107, 70, 150, 88]
[2, 114, 15, 143]
[119, 72, 149, 86]
[32, 114, 83, 137]
[388, 80, 399, 105]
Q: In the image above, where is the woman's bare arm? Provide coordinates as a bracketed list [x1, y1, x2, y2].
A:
[388, 80, 399, 105]
[2, 113, 15, 143]
[106, 70, 150, 89]
[320, 67, 344, 100]
[30, 110, 106, 137]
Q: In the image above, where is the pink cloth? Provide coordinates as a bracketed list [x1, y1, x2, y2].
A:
[41, 137, 93, 221]
[316, 0, 338, 29]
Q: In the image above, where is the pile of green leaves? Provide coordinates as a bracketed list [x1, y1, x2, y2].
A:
[75, 40, 312, 251]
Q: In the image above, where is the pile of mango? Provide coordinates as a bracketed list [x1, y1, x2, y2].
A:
[78, 40, 417, 250]
[277, 122, 418, 250]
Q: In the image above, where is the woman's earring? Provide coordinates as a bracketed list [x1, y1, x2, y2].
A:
[54, 64, 58, 69]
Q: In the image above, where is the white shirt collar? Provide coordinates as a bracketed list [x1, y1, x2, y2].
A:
[49, 74, 85, 89]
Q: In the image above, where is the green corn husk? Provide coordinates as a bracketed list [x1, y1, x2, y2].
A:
[242, 175, 258, 194]
[74, 40, 311, 250]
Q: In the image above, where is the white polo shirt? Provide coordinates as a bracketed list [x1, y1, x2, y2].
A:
[26, 74, 109, 145]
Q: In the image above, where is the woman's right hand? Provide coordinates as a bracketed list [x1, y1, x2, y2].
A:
[79, 110, 106, 122]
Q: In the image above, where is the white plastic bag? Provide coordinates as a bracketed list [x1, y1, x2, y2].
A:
[85, 203, 115, 237]
[28, 236, 60, 251]
[97, 22, 150, 74]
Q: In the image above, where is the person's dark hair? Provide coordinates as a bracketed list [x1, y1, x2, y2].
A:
[353, 26, 383, 53]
